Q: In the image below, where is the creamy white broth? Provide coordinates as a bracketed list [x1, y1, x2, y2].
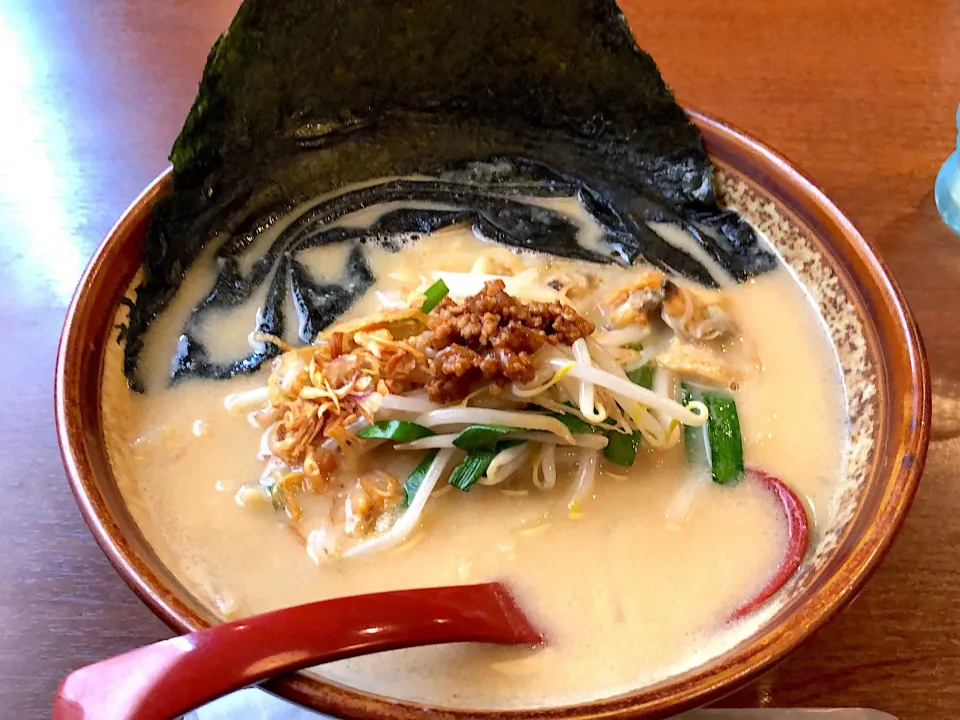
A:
[102, 227, 846, 708]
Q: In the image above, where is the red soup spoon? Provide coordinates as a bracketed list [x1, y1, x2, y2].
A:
[730, 469, 811, 620]
[53, 582, 542, 720]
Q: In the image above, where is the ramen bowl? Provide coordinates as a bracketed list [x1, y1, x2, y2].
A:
[55, 112, 930, 719]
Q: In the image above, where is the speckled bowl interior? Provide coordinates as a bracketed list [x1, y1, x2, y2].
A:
[55, 111, 929, 720]
[716, 167, 877, 576]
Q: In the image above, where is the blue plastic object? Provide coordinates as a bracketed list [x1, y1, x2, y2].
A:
[935, 104, 960, 235]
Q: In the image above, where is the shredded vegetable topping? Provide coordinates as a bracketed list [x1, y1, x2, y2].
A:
[233, 264, 751, 563]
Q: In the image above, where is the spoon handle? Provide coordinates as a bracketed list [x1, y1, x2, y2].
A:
[729, 470, 809, 620]
[53, 582, 541, 720]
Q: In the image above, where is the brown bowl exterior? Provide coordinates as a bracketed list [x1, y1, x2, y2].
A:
[55, 112, 930, 719]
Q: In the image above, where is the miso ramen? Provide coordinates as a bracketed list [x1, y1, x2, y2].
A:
[102, 203, 846, 708]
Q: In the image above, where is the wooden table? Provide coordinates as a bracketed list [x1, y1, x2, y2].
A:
[2, 0, 957, 717]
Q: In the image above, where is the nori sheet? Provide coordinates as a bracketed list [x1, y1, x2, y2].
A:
[122, 0, 776, 389]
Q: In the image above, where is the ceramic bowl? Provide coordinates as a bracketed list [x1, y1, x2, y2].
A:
[55, 112, 930, 719]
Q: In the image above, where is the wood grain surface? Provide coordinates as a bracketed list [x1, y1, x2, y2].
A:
[2, 1, 957, 718]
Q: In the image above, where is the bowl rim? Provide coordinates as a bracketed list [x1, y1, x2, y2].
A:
[55, 110, 930, 719]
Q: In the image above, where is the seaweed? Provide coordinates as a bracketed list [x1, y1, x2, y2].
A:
[122, 0, 777, 389]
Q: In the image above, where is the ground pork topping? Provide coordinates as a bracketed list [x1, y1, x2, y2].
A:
[418, 280, 595, 402]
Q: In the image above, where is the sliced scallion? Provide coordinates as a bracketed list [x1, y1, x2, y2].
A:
[627, 362, 656, 390]
[421, 278, 450, 313]
[681, 383, 708, 468]
[452, 424, 515, 450]
[448, 440, 522, 491]
[448, 449, 498, 491]
[681, 382, 743, 485]
[403, 450, 439, 506]
[603, 430, 640, 467]
[358, 420, 436, 442]
[546, 411, 601, 435]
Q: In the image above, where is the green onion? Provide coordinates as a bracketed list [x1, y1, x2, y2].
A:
[403, 450, 439, 506]
[606, 362, 656, 466]
[604, 430, 640, 467]
[421, 278, 450, 313]
[681, 383, 709, 469]
[626, 362, 656, 390]
[545, 411, 601, 435]
[448, 440, 522, 491]
[357, 420, 436, 442]
[448, 449, 498, 491]
[624, 342, 644, 351]
[452, 424, 515, 450]
[681, 382, 744, 485]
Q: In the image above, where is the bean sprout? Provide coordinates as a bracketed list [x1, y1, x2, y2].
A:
[481, 444, 533, 485]
[511, 361, 575, 398]
[572, 339, 607, 424]
[566, 449, 598, 510]
[652, 367, 683, 449]
[223, 386, 269, 413]
[396, 430, 607, 451]
[537, 444, 557, 491]
[510, 432, 608, 449]
[414, 408, 574, 443]
[549, 358, 707, 427]
[379, 393, 445, 414]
